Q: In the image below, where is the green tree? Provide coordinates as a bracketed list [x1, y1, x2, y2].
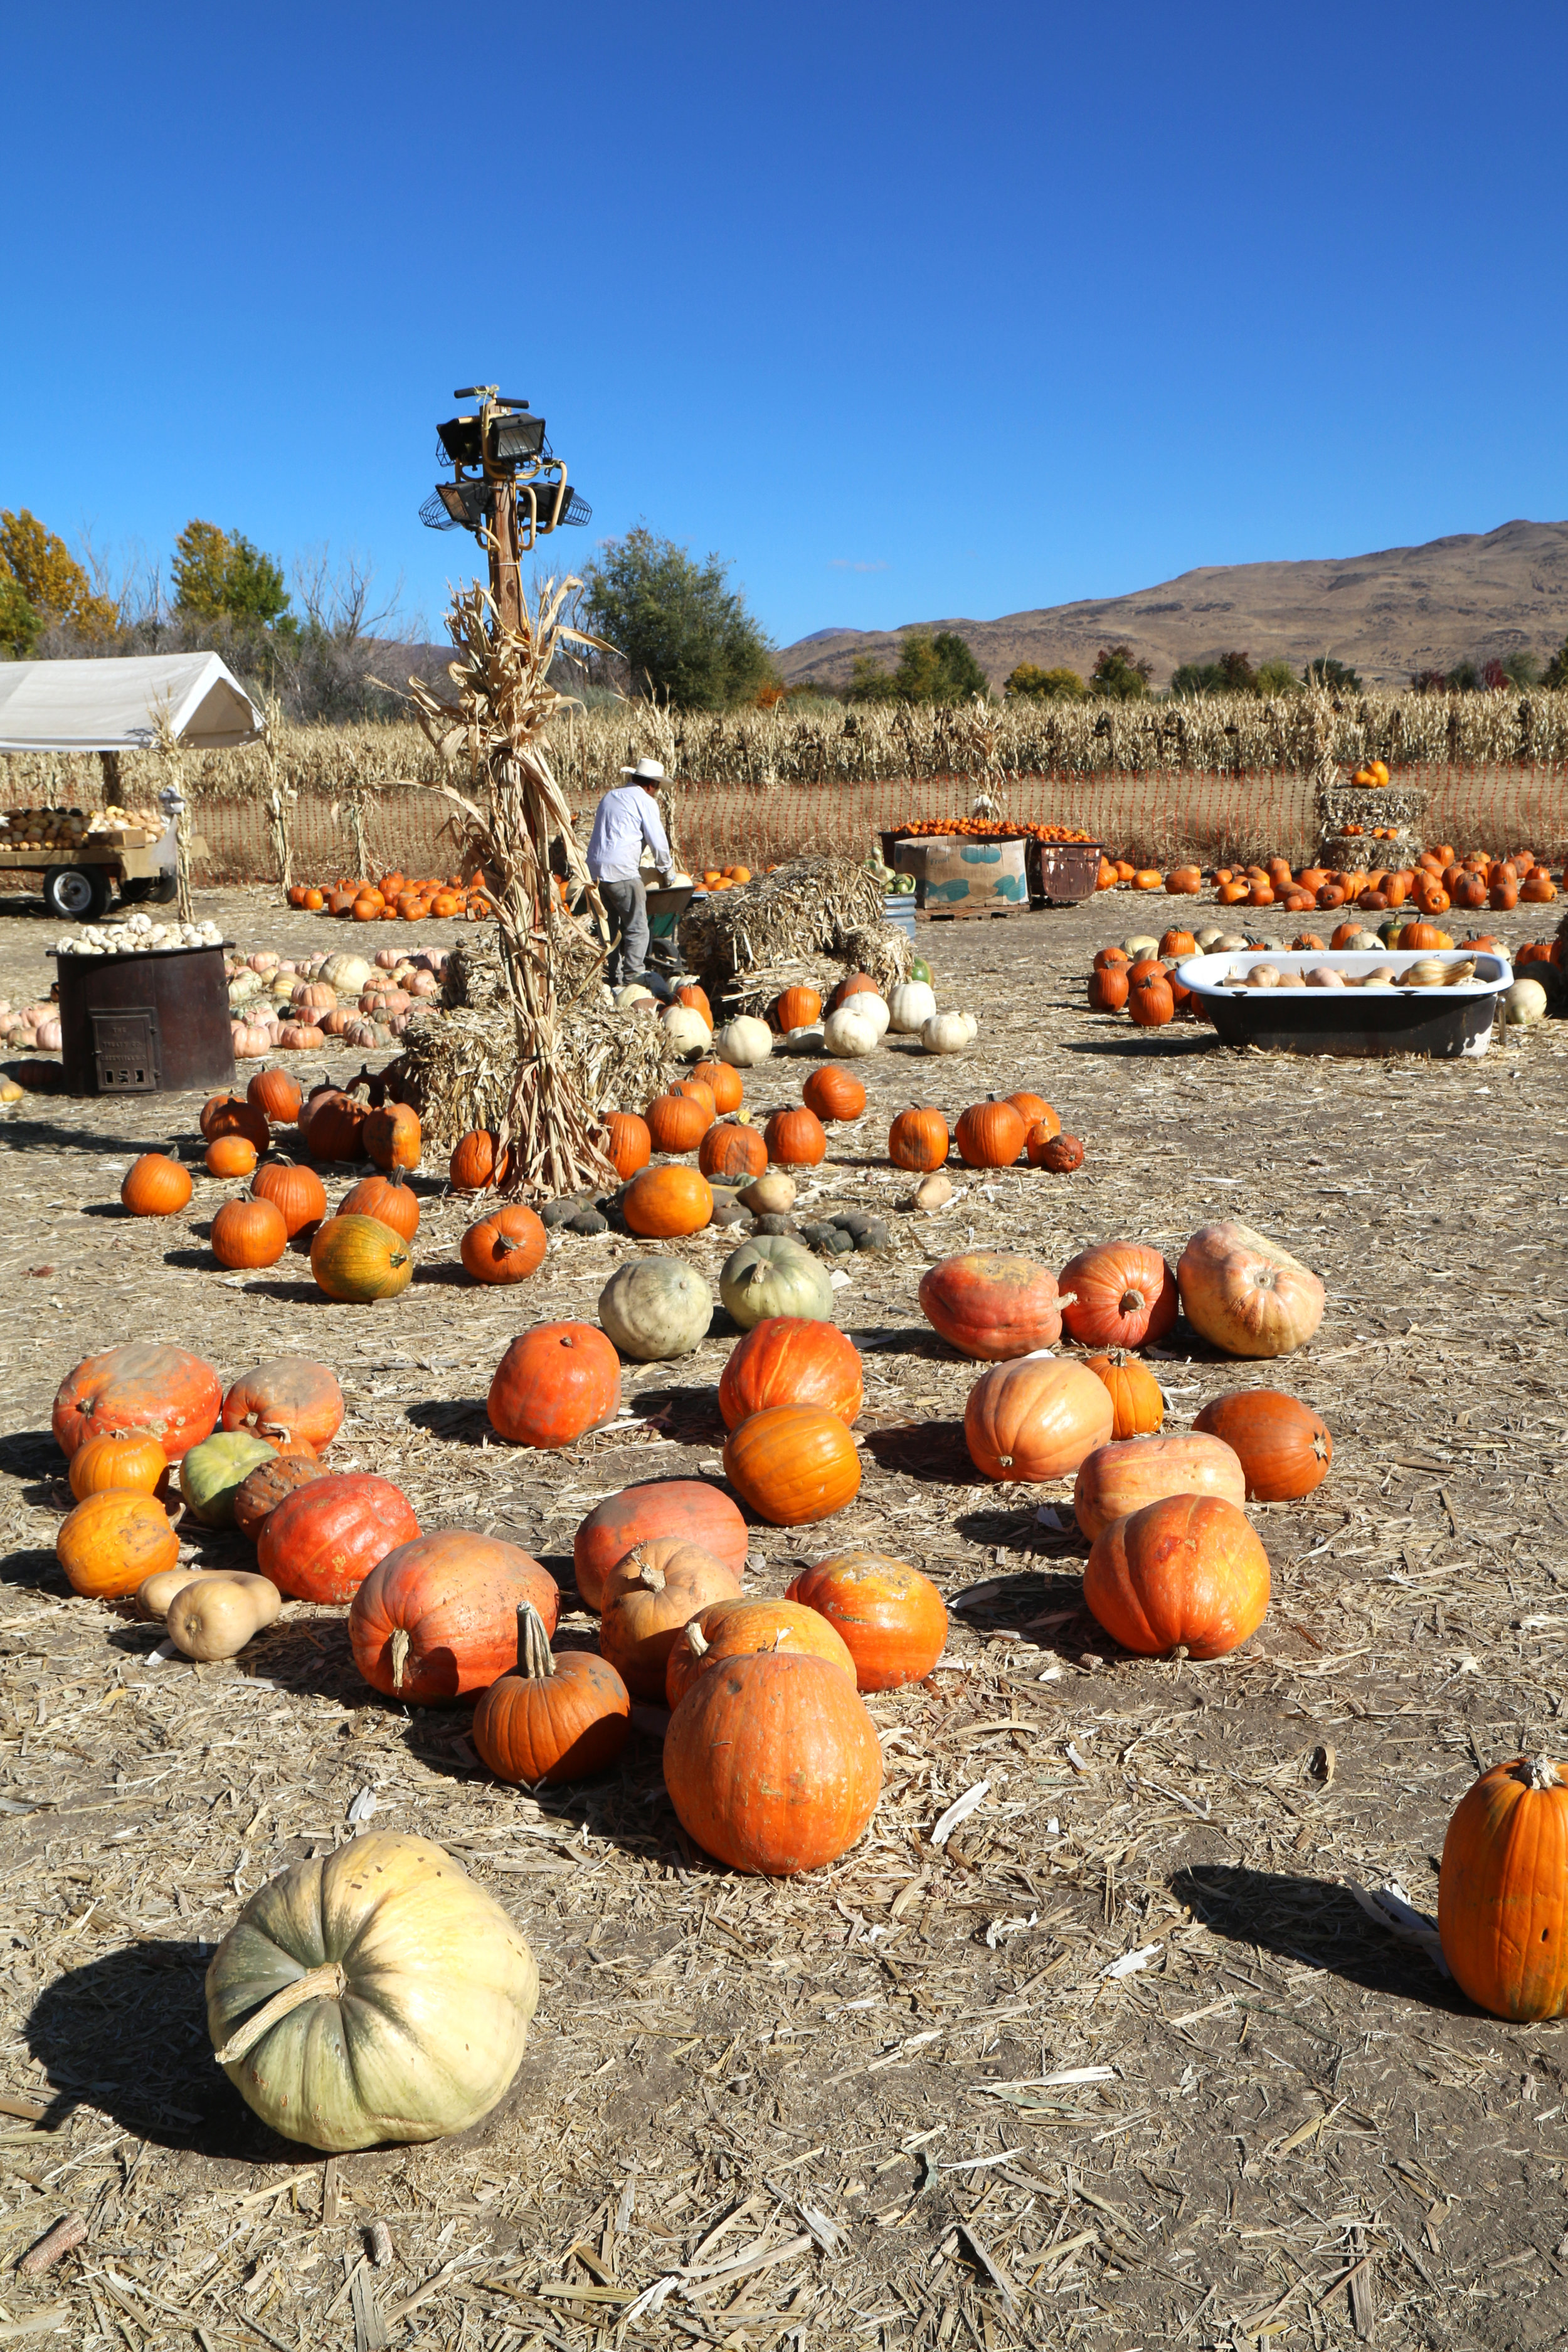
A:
[850, 629, 990, 705]
[0, 508, 117, 635]
[1005, 661, 1086, 701]
[1253, 658, 1301, 696]
[1502, 648, 1543, 688]
[1170, 660, 1224, 697]
[1545, 638, 1568, 689]
[0, 569, 42, 657]
[172, 519, 293, 630]
[1302, 655, 1362, 692]
[1090, 642, 1152, 701]
[580, 527, 775, 709]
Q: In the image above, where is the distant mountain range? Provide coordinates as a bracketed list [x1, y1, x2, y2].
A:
[776, 520, 1568, 694]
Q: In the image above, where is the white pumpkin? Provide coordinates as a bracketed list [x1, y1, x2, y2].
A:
[715, 1015, 773, 1067]
[887, 980, 936, 1032]
[857, 993, 891, 1039]
[822, 1004, 879, 1057]
[1506, 977, 1549, 1025]
[1122, 935, 1160, 960]
[319, 953, 374, 994]
[960, 1013, 979, 1041]
[780, 1024, 825, 1055]
[921, 1011, 971, 1054]
[616, 983, 654, 1009]
[663, 1004, 712, 1055]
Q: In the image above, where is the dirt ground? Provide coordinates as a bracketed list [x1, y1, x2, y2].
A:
[3, 879, 1568, 2352]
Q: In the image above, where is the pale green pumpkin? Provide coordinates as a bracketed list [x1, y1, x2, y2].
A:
[179, 1431, 278, 1528]
[719, 1235, 835, 1332]
[598, 1258, 712, 1361]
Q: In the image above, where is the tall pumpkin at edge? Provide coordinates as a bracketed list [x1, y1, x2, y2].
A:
[1438, 1757, 1568, 2021]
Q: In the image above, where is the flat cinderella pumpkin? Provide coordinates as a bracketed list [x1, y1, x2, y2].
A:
[205, 1831, 538, 2150]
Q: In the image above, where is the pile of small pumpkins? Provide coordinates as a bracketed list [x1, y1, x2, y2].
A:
[617, 965, 978, 1065]
[286, 873, 490, 922]
[1210, 844, 1561, 916]
[696, 863, 754, 891]
[226, 945, 444, 1059]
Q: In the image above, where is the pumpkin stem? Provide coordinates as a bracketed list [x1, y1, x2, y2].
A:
[213, 1959, 349, 2068]
[389, 1627, 410, 1691]
[517, 1602, 556, 1680]
[1518, 1756, 1561, 1791]
[1118, 1288, 1147, 1315]
[685, 1623, 709, 1660]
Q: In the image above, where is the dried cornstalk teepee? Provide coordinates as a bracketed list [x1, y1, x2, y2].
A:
[406, 574, 616, 1199]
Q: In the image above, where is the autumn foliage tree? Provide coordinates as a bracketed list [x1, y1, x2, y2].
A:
[0, 509, 118, 639]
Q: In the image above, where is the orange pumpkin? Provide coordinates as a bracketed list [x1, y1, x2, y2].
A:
[955, 1099, 1027, 1169]
[206, 1134, 258, 1180]
[663, 1650, 882, 1875]
[363, 1103, 421, 1172]
[1083, 1493, 1270, 1658]
[773, 985, 822, 1032]
[802, 1066, 867, 1123]
[785, 1553, 948, 1691]
[1176, 1221, 1325, 1357]
[52, 1344, 221, 1463]
[718, 1317, 864, 1431]
[473, 1604, 631, 1784]
[56, 1490, 179, 1599]
[68, 1430, 169, 1503]
[448, 1129, 512, 1192]
[699, 1120, 768, 1181]
[1005, 1092, 1057, 1135]
[201, 1093, 269, 1152]
[348, 1530, 560, 1705]
[963, 1356, 1113, 1482]
[1083, 1350, 1164, 1440]
[672, 1078, 718, 1120]
[258, 1471, 420, 1602]
[763, 1107, 827, 1167]
[603, 1111, 652, 1180]
[888, 1107, 949, 1171]
[1128, 967, 1175, 1026]
[645, 1093, 711, 1154]
[1438, 1757, 1568, 2020]
[120, 1152, 193, 1217]
[487, 1322, 621, 1448]
[222, 1357, 344, 1452]
[1073, 1429, 1247, 1541]
[211, 1195, 287, 1268]
[675, 982, 714, 1026]
[573, 1480, 748, 1613]
[722, 1404, 862, 1525]
[246, 1067, 303, 1128]
[691, 1059, 743, 1115]
[251, 1160, 327, 1238]
[1088, 965, 1130, 1012]
[665, 1596, 856, 1710]
[340, 1172, 420, 1242]
[918, 1251, 1062, 1360]
[457, 1204, 547, 1285]
[1058, 1241, 1179, 1350]
[1192, 1389, 1332, 1500]
[623, 1166, 712, 1238]
[600, 1542, 743, 1699]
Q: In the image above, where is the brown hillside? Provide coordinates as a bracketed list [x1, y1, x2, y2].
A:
[778, 519, 1568, 694]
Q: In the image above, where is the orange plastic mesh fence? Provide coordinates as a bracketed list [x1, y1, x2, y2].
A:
[181, 763, 1568, 887]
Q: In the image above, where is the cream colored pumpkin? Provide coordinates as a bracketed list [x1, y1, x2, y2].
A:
[1177, 1220, 1325, 1359]
[663, 1004, 712, 1054]
[714, 1015, 773, 1067]
[822, 1004, 879, 1057]
[205, 1833, 538, 2151]
[1506, 977, 1548, 1025]
[921, 1010, 970, 1054]
[318, 953, 374, 994]
[887, 980, 936, 1032]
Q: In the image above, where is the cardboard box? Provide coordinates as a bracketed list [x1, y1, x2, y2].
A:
[914, 837, 1029, 913]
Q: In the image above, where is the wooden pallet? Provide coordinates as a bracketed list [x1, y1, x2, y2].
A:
[918, 903, 1029, 924]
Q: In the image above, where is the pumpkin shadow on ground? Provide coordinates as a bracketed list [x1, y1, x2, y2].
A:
[0, 1113, 170, 1153]
[230, 1276, 329, 1306]
[162, 1246, 217, 1271]
[623, 1386, 728, 1447]
[0, 1544, 68, 1597]
[863, 1421, 973, 1484]
[0, 1428, 66, 1501]
[1059, 1034, 1219, 1059]
[410, 1261, 474, 1288]
[854, 1327, 965, 1364]
[1171, 1863, 1470, 2016]
[403, 1397, 492, 1446]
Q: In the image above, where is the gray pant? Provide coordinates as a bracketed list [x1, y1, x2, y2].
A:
[600, 877, 650, 987]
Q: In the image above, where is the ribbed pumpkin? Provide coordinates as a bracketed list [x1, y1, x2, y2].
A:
[252, 1160, 328, 1238]
[1007, 1093, 1058, 1137]
[201, 1093, 269, 1152]
[598, 1257, 712, 1360]
[301, 1089, 366, 1163]
[773, 985, 822, 1032]
[803, 1066, 867, 1123]
[888, 1107, 949, 1171]
[723, 1404, 861, 1525]
[623, 1165, 712, 1238]
[675, 981, 714, 1026]
[211, 1195, 287, 1268]
[204, 1833, 538, 2150]
[53, 1345, 221, 1463]
[258, 1473, 420, 1603]
[487, 1322, 620, 1448]
[1438, 1757, 1568, 2020]
[699, 1120, 767, 1181]
[233, 1451, 327, 1543]
[720, 1234, 835, 1330]
[363, 1103, 421, 1172]
[691, 1059, 743, 1115]
[120, 1153, 192, 1217]
[602, 1112, 652, 1180]
[180, 1431, 280, 1528]
[223, 1359, 344, 1453]
[340, 1172, 420, 1241]
[56, 1490, 180, 1599]
[572, 1482, 746, 1616]
[248, 1066, 303, 1124]
[349, 1530, 560, 1705]
[1083, 1493, 1270, 1659]
[310, 1214, 413, 1302]
[448, 1129, 511, 1192]
[955, 1099, 1027, 1168]
[1192, 1389, 1333, 1500]
[460, 1203, 547, 1285]
[663, 1651, 882, 1875]
[1084, 1350, 1165, 1439]
[664, 1595, 856, 1709]
[1177, 1221, 1325, 1357]
[206, 1134, 259, 1179]
[918, 1251, 1062, 1360]
[68, 1430, 168, 1503]
[600, 1543, 744, 1698]
[1058, 1242, 1179, 1349]
[764, 1107, 827, 1167]
[785, 1553, 948, 1690]
[645, 1093, 711, 1153]
[718, 1316, 863, 1431]
[473, 1605, 632, 1784]
[1072, 1430, 1247, 1541]
[964, 1355, 1113, 1483]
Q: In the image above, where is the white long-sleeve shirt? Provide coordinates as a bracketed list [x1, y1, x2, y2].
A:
[586, 785, 672, 884]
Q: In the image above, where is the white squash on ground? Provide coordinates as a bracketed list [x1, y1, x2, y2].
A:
[887, 980, 936, 1033]
[1506, 977, 1549, 1025]
[663, 1005, 712, 1055]
[921, 1011, 971, 1054]
[714, 1015, 773, 1067]
[856, 993, 891, 1039]
[822, 1004, 879, 1057]
[779, 1024, 825, 1055]
[616, 983, 654, 1009]
[319, 953, 374, 994]
[1123, 935, 1159, 960]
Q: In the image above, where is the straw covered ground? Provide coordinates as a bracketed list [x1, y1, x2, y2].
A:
[1, 882, 1568, 2351]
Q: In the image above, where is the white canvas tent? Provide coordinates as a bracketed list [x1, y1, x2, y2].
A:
[0, 653, 260, 754]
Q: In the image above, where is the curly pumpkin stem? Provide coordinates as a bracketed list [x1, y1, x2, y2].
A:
[516, 1601, 556, 1680]
[213, 1959, 349, 2068]
[683, 1622, 709, 1661]
[1518, 1756, 1561, 1791]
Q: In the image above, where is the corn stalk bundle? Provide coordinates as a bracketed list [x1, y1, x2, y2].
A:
[679, 852, 910, 1010]
[400, 576, 618, 1199]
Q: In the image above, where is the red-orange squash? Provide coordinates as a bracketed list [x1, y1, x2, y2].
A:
[52, 1345, 222, 1463]
[963, 1356, 1113, 1483]
[622, 1166, 712, 1238]
[448, 1130, 511, 1193]
[1007, 1093, 1058, 1136]
[646, 1092, 711, 1153]
[785, 1553, 948, 1691]
[662, 1650, 882, 1874]
[718, 1317, 864, 1431]
[1072, 1430, 1247, 1541]
[691, 1060, 743, 1115]
[1438, 1757, 1568, 2020]
[248, 1067, 303, 1125]
[56, 1490, 179, 1599]
[487, 1322, 620, 1448]
[1058, 1241, 1178, 1350]
[1083, 1493, 1270, 1658]
[722, 1404, 862, 1525]
[664, 1596, 856, 1710]
[460, 1204, 548, 1285]
[222, 1359, 344, 1452]
[802, 1066, 867, 1123]
[257, 1472, 420, 1603]
[348, 1530, 561, 1705]
[1192, 1389, 1332, 1500]
[599, 1544, 743, 1699]
[773, 985, 822, 1032]
[1084, 1350, 1165, 1440]
[1177, 1221, 1325, 1357]
[918, 1251, 1062, 1360]
[472, 1604, 632, 1785]
[574, 1480, 749, 1613]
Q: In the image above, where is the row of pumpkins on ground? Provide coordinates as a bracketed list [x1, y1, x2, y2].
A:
[225, 945, 445, 1059]
[628, 969, 980, 1063]
[283, 874, 490, 921]
[1095, 842, 1564, 911]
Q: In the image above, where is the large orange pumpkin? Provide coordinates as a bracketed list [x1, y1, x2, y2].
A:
[646, 1093, 711, 1153]
[363, 1103, 421, 1172]
[1083, 1350, 1165, 1439]
[602, 1112, 652, 1180]
[1007, 1093, 1057, 1136]
[248, 1066, 304, 1125]
[963, 1356, 1113, 1483]
[664, 1596, 856, 1710]
[487, 1322, 621, 1448]
[472, 1604, 632, 1785]
[53, 1345, 222, 1463]
[252, 1160, 328, 1238]
[348, 1530, 560, 1705]
[918, 1251, 1062, 1360]
[258, 1472, 420, 1603]
[802, 1066, 867, 1123]
[56, 1490, 179, 1599]
[339, 1173, 420, 1242]
[722, 1404, 862, 1525]
[201, 1093, 269, 1153]
[663, 1651, 882, 1875]
[460, 1204, 548, 1285]
[120, 1153, 192, 1217]
[222, 1359, 345, 1453]
[1177, 1221, 1325, 1357]
[1058, 1242, 1179, 1349]
[888, 1107, 949, 1171]
[1084, 1492, 1269, 1658]
[1192, 1389, 1332, 1500]
[206, 1135, 259, 1180]
[301, 1089, 367, 1163]
[600, 1544, 743, 1699]
[573, 1480, 749, 1613]
[1072, 1430, 1247, 1541]
[785, 1553, 948, 1691]
[718, 1317, 864, 1431]
[955, 1100, 1027, 1169]
[1438, 1757, 1568, 2020]
[622, 1166, 712, 1238]
[699, 1121, 768, 1182]
[763, 1107, 827, 1167]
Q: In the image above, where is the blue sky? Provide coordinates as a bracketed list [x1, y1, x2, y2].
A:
[6, 0, 1566, 652]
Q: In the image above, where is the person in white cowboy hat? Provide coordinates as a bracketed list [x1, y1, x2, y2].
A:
[586, 756, 675, 987]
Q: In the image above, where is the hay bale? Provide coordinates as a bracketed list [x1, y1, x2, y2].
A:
[680, 854, 910, 1011]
